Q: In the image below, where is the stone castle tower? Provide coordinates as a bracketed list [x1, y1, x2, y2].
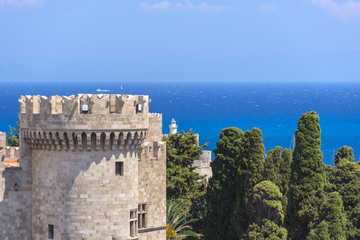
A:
[0, 94, 166, 240]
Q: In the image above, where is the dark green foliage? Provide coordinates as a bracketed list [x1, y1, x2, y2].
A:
[164, 130, 207, 235]
[232, 128, 265, 237]
[307, 221, 330, 240]
[324, 164, 333, 173]
[348, 205, 360, 239]
[165, 129, 206, 171]
[7, 121, 19, 147]
[307, 191, 346, 240]
[249, 181, 284, 225]
[205, 127, 243, 240]
[264, 146, 292, 210]
[243, 181, 287, 240]
[334, 146, 355, 166]
[244, 128, 265, 193]
[321, 192, 346, 240]
[264, 147, 282, 183]
[286, 111, 326, 240]
[280, 149, 292, 210]
[329, 159, 360, 213]
[329, 158, 360, 239]
[243, 219, 287, 240]
[169, 112, 358, 239]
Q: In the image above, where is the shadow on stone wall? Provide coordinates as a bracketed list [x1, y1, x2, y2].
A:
[0, 157, 32, 240]
[30, 149, 139, 239]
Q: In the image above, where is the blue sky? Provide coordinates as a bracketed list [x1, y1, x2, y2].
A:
[0, 0, 360, 82]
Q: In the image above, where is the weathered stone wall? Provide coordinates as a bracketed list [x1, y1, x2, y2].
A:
[0, 132, 6, 150]
[31, 149, 140, 240]
[138, 114, 167, 240]
[193, 150, 212, 181]
[0, 140, 32, 240]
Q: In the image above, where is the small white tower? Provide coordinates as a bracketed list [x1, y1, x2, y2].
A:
[169, 118, 178, 135]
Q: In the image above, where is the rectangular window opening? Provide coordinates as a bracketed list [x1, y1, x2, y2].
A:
[115, 162, 124, 176]
[138, 203, 146, 229]
[130, 209, 138, 238]
[136, 104, 143, 113]
[142, 213, 146, 228]
[48, 224, 54, 239]
[81, 104, 89, 114]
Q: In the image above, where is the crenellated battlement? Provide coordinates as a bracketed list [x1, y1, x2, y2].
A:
[19, 94, 151, 131]
[19, 94, 149, 116]
[3, 146, 20, 167]
[149, 113, 162, 118]
[140, 141, 166, 159]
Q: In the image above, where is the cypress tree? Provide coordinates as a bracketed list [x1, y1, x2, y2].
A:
[329, 157, 360, 239]
[322, 192, 346, 240]
[264, 147, 281, 187]
[243, 219, 288, 240]
[205, 127, 243, 240]
[334, 146, 355, 166]
[286, 111, 326, 240]
[264, 146, 292, 210]
[245, 128, 265, 191]
[279, 149, 292, 210]
[307, 191, 346, 240]
[243, 180, 287, 240]
[249, 181, 284, 225]
[232, 128, 265, 237]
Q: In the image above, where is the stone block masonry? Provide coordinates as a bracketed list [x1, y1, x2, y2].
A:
[192, 150, 212, 182]
[0, 94, 166, 240]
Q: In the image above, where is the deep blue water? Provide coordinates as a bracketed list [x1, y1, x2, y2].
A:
[0, 82, 359, 165]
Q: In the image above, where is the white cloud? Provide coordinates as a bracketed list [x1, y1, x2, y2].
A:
[259, 3, 281, 14]
[197, 2, 234, 13]
[139, 1, 172, 11]
[173, 2, 183, 10]
[0, 0, 43, 7]
[309, 0, 360, 20]
[138, 0, 236, 13]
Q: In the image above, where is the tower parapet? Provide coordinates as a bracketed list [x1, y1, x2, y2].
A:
[19, 94, 151, 152]
[19, 94, 150, 130]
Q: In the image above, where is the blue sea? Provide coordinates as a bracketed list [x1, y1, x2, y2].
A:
[0, 81, 359, 165]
